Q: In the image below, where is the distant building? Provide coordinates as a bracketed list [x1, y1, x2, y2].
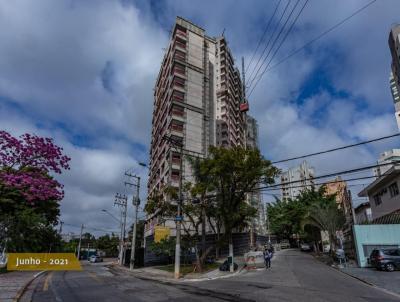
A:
[389, 24, 400, 130]
[358, 166, 400, 220]
[61, 232, 79, 242]
[373, 149, 400, 177]
[323, 176, 353, 224]
[354, 202, 372, 224]
[280, 161, 315, 200]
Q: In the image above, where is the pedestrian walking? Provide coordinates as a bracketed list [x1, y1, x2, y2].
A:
[264, 249, 272, 269]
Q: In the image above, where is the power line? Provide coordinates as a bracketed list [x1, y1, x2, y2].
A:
[271, 133, 400, 164]
[254, 0, 377, 79]
[247, 0, 296, 88]
[245, 0, 283, 73]
[259, 175, 376, 192]
[248, 0, 309, 97]
[256, 160, 400, 192]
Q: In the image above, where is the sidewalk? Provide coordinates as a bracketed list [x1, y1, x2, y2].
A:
[0, 271, 43, 302]
[339, 266, 400, 296]
[109, 257, 248, 282]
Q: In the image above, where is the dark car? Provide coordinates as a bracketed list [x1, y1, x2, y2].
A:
[369, 248, 400, 272]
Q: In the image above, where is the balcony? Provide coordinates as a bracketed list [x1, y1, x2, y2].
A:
[174, 49, 186, 63]
[173, 37, 187, 52]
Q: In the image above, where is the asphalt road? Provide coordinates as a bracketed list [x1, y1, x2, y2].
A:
[23, 250, 400, 302]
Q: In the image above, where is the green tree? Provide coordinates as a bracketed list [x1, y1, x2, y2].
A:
[203, 146, 279, 272]
[148, 237, 176, 264]
[96, 234, 119, 257]
[303, 187, 346, 253]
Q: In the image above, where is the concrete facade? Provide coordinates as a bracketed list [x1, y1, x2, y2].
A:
[354, 202, 372, 224]
[353, 224, 400, 267]
[389, 25, 400, 130]
[280, 161, 315, 201]
[146, 17, 248, 238]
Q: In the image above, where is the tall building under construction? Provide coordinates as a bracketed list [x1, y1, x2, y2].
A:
[145, 17, 253, 238]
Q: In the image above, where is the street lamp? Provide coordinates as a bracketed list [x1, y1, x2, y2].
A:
[101, 208, 124, 264]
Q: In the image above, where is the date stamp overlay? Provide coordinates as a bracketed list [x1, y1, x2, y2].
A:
[7, 253, 82, 271]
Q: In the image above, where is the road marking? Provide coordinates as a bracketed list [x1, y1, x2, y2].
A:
[88, 271, 102, 283]
[43, 272, 53, 291]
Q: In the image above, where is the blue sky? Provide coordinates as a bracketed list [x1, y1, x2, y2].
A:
[0, 0, 399, 235]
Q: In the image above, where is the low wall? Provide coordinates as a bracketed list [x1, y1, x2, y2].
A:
[353, 224, 400, 267]
[144, 232, 273, 267]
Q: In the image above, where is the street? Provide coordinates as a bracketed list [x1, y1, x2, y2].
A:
[22, 250, 400, 302]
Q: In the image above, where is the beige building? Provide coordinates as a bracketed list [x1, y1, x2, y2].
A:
[324, 177, 353, 224]
[145, 17, 248, 238]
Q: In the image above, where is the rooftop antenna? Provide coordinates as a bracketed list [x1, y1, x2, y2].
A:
[222, 28, 225, 37]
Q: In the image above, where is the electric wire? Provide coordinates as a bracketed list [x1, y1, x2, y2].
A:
[271, 133, 400, 164]
[245, 0, 283, 73]
[248, 0, 309, 97]
[248, 0, 377, 94]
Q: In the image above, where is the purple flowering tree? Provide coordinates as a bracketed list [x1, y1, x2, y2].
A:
[0, 130, 71, 252]
[0, 130, 70, 204]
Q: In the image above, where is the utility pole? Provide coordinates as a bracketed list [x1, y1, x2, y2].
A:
[77, 224, 84, 260]
[162, 135, 184, 279]
[125, 172, 141, 270]
[115, 193, 128, 266]
[59, 221, 64, 234]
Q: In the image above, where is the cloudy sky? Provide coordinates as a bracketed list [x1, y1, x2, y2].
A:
[0, 0, 399, 235]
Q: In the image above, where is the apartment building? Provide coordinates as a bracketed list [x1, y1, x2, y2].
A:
[280, 161, 315, 201]
[373, 149, 400, 177]
[145, 17, 248, 238]
[324, 177, 353, 224]
[389, 24, 400, 130]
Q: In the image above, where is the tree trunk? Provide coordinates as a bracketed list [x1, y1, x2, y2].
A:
[229, 232, 234, 273]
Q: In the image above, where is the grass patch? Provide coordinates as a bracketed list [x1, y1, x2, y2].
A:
[156, 262, 220, 275]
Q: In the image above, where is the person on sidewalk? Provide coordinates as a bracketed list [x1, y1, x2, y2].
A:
[264, 249, 272, 269]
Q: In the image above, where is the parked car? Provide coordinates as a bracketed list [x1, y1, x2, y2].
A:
[370, 248, 400, 272]
[280, 240, 290, 249]
[89, 255, 103, 263]
[300, 243, 312, 252]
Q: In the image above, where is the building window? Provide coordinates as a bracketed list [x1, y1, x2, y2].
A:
[389, 182, 399, 197]
[373, 194, 382, 206]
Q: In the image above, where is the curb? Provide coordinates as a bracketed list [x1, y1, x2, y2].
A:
[14, 271, 47, 302]
[335, 268, 400, 300]
[311, 254, 400, 300]
[108, 264, 247, 283]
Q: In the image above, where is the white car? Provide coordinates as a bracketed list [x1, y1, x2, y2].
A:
[89, 255, 103, 263]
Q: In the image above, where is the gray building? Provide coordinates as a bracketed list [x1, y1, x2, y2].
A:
[389, 25, 400, 130]
[359, 166, 400, 220]
[281, 161, 315, 201]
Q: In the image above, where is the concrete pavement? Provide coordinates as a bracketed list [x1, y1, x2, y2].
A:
[18, 249, 400, 301]
[340, 266, 400, 296]
[0, 271, 43, 302]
